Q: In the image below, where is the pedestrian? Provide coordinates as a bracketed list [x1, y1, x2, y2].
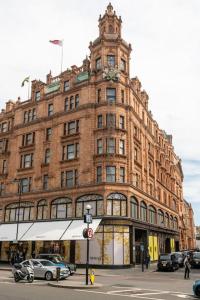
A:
[184, 255, 191, 279]
[145, 252, 150, 269]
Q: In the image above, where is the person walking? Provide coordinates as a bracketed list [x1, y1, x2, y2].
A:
[184, 255, 191, 279]
[145, 252, 150, 269]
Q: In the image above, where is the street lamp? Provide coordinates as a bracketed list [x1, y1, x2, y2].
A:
[13, 178, 22, 243]
[84, 204, 92, 285]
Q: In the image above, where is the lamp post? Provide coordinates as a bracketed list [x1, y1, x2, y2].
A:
[84, 204, 92, 285]
[13, 178, 22, 243]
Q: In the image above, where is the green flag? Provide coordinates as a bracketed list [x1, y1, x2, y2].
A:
[21, 76, 30, 87]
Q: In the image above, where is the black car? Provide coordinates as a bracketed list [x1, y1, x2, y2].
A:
[157, 253, 179, 271]
[191, 252, 200, 268]
[36, 254, 76, 275]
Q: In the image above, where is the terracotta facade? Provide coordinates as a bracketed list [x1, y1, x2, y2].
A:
[0, 3, 196, 265]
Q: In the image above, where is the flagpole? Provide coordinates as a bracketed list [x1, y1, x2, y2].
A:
[61, 40, 64, 73]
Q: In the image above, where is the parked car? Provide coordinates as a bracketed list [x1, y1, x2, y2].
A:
[193, 280, 200, 297]
[191, 252, 200, 268]
[171, 252, 184, 267]
[20, 259, 70, 280]
[36, 254, 76, 275]
[157, 253, 179, 272]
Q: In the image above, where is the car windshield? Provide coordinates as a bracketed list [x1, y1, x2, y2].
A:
[40, 260, 55, 266]
[160, 255, 170, 260]
[193, 253, 200, 259]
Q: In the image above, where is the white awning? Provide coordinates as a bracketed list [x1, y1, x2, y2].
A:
[20, 220, 72, 241]
[0, 223, 33, 241]
[60, 219, 102, 240]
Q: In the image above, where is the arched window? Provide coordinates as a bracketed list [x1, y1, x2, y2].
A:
[174, 217, 178, 230]
[76, 194, 103, 217]
[149, 205, 156, 224]
[165, 212, 170, 228]
[130, 196, 138, 219]
[51, 198, 72, 219]
[140, 201, 147, 222]
[107, 193, 127, 216]
[170, 215, 174, 229]
[5, 202, 34, 222]
[37, 199, 47, 220]
[158, 209, 164, 226]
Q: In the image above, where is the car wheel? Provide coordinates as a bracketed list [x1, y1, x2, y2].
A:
[45, 271, 53, 281]
[195, 286, 200, 297]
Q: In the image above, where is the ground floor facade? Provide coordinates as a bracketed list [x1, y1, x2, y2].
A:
[0, 218, 179, 267]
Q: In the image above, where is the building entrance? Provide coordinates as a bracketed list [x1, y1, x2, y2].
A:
[135, 229, 147, 264]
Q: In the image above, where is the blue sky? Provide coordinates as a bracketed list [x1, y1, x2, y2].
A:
[0, 0, 199, 224]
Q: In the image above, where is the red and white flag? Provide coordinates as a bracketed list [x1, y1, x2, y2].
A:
[49, 40, 63, 46]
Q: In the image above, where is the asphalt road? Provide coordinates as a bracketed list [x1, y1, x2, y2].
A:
[0, 267, 199, 300]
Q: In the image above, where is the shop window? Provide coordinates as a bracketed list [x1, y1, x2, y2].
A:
[106, 193, 127, 217]
[149, 205, 156, 224]
[5, 202, 34, 222]
[140, 201, 147, 222]
[75, 194, 103, 217]
[130, 196, 138, 219]
[51, 198, 72, 219]
[37, 199, 47, 220]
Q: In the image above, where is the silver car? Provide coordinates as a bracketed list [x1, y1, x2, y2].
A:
[21, 259, 70, 281]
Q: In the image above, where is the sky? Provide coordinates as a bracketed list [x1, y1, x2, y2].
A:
[0, 0, 199, 224]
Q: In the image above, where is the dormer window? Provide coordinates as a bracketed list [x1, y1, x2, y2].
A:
[35, 91, 40, 101]
[96, 57, 101, 70]
[107, 55, 115, 67]
[64, 80, 70, 92]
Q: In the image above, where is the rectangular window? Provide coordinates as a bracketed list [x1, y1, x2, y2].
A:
[21, 178, 31, 193]
[97, 166, 102, 183]
[106, 166, 116, 182]
[23, 132, 35, 146]
[97, 115, 103, 128]
[107, 55, 115, 67]
[107, 138, 115, 154]
[97, 139, 103, 154]
[68, 121, 76, 134]
[97, 89, 101, 103]
[120, 59, 126, 71]
[2, 160, 7, 174]
[120, 167, 125, 183]
[121, 90, 125, 103]
[2, 122, 7, 133]
[48, 103, 53, 116]
[119, 140, 125, 155]
[46, 128, 52, 141]
[0, 183, 5, 196]
[67, 144, 75, 160]
[64, 80, 70, 92]
[64, 97, 68, 111]
[0, 139, 8, 153]
[106, 88, 116, 103]
[66, 170, 73, 187]
[24, 111, 28, 123]
[69, 96, 74, 110]
[32, 108, 36, 120]
[96, 57, 101, 70]
[35, 91, 40, 101]
[43, 175, 48, 190]
[44, 149, 50, 164]
[21, 154, 33, 168]
[75, 94, 79, 108]
[119, 116, 124, 129]
[106, 113, 116, 128]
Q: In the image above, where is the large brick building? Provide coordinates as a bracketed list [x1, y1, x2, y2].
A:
[0, 3, 196, 266]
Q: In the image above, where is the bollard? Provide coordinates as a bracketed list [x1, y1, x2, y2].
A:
[56, 267, 61, 282]
[89, 269, 95, 285]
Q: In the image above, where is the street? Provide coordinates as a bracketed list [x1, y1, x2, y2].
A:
[0, 266, 199, 300]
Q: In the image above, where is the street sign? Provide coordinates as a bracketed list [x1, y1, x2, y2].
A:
[84, 213, 92, 224]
